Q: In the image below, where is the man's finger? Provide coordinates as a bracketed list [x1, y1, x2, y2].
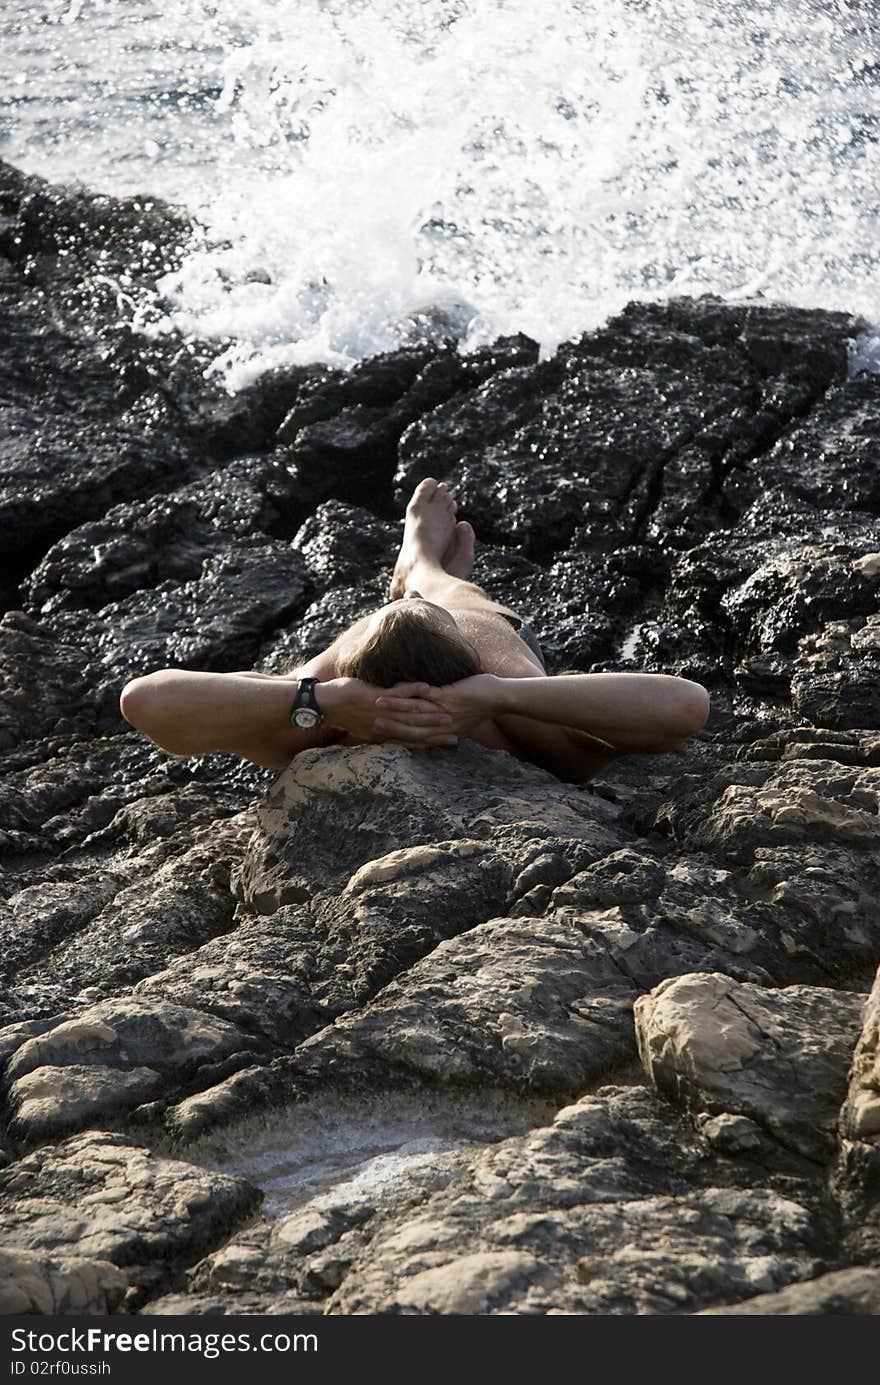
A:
[375, 694, 447, 713]
[374, 718, 439, 741]
[376, 699, 452, 723]
[386, 681, 431, 697]
[375, 719, 451, 739]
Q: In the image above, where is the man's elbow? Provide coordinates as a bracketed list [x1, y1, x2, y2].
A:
[120, 675, 154, 732]
[120, 673, 188, 755]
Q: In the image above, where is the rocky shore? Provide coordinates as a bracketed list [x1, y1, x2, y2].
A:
[2, 158, 880, 1315]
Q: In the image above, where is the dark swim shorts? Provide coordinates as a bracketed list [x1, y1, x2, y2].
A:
[502, 613, 547, 670]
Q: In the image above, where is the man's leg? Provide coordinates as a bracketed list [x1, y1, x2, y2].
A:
[390, 478, 514, 617]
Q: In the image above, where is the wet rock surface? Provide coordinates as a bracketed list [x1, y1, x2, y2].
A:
[2, 158, 880, 1314]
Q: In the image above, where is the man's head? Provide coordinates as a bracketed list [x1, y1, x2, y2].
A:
[337, 595, 481, 687]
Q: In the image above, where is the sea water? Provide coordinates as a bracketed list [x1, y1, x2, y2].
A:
[1, 0, 878, 387]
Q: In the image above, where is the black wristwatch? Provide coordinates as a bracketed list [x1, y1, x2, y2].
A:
[290, 677, 324, 731]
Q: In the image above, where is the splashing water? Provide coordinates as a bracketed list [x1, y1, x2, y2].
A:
[1, 0, 878, 386]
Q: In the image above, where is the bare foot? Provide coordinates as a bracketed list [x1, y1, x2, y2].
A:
[389, 478, 458, 599]
[442, 520, 476, 581]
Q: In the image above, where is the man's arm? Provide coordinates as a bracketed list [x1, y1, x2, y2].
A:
[376, 671, 710, 756]
[120, 648, 456, 769]
[492, 671, 710, 753]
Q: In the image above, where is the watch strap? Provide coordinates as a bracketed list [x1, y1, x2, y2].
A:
[292, 677, 320, 713]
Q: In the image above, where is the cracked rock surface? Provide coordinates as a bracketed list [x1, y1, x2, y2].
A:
[2, 158, 880, 1315]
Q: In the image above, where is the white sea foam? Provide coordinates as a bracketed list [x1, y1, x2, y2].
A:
[2, 0, 879, 386]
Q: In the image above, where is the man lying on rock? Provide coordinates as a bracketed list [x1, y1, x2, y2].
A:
[120, 479, 710, 782]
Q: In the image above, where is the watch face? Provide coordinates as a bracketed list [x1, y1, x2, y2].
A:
[293, 706, 320, 731]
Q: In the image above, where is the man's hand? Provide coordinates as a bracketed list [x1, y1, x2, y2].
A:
[323, 677, 458, 747]
[376, 673, 500, 742]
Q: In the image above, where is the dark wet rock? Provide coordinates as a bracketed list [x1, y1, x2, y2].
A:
[257, 582, 387, 673]
[722, 537, 880, 668]
[293, 501, 399, 589]
[571, 298, 859, 391]
[0, 1131, 260, 1310]
[192, 366, 323, 461]
[277, 337, 538, 450]
[25, 455, 301, 616]
[0, 160, 191, 304]
[397, 355, 728, 558]
[276, 349, 439, 443]
[725, 374, 880, 518]
[395, 298, 859, 563]
[0, 613, 99, 751]
[636, 972, 865, 1163]
[623, 497, 880, 691]
[278, 338, 540, 511]
[0, 168, 201, 568]
[39, 539, 309, 719]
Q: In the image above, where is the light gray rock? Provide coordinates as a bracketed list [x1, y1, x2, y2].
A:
[0, 1131, 261, 1310]
[684, 759, 880, 861]
[327, 1087, 826, 1315]
[234, 740, 625, 913]
[10, 1063, 165, 1139]
[654, 755, 880, 981]
[6, 998, 257, 1141]
[0, 1013, 72, 1066]
[835, 966, 880, 1262]
[840, 964, 880, 1145]
[636, 972, 865, 1161]
[135, 911, 323, 1046]
[292, 914, 638, 1094]
[0, 1246, 126, 1315]
[696, 1265, 880, 1315]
